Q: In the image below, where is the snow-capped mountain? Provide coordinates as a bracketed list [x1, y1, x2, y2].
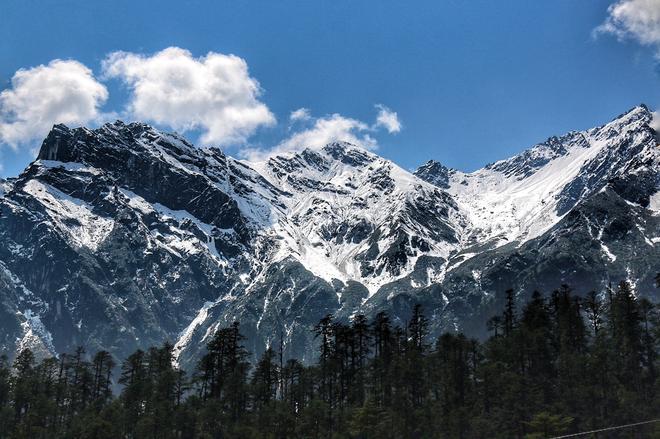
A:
[0, 105, 658, 366]
[248, 143, 466, 294]
[442, 105, 657, 248]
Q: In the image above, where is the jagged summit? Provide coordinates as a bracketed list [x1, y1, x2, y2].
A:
[414, 160, 453, 189]
[484, 105, 652, 177]
[37, 120, 200, 165]
[0, 105, 658, 367]
[37, 104, 654, 177]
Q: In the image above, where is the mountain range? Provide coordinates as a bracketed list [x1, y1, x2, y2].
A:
[0, 105, 658, 368]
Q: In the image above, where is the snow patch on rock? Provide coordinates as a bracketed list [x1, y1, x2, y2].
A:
[172, 301, 216, 367]
[23, 180, 114, 251]
[649, 190, 660, 214]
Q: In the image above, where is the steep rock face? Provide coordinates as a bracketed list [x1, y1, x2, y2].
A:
[248, 142, 466, 294]
[0, 105, 658, 367]
[412, 105, 660, 337]
[427, 106, 659, 248]
[413, 160, 453, 189]
[0, 122, 274, 365]
[36, 123, 254, 247]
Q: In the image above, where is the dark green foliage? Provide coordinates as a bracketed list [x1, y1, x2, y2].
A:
[0, 282, 659, 438]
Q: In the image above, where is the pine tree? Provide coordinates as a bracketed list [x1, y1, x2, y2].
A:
[251, 347, 279, 410]
[408, 304, 429, 351]
[503, 288, 517, 337]
[196, 321, 250, 436]
[584, 290, 603, 336]
[0, 355, 11, 433]
[609, 282, 643, 390]
[371, 311, 393, 408]
[550, 285, 586, 421]
[91, 351, 115, 405]
[119, 349, 147, 436]
[520, 291, 554, 405]
[11, 349, 36, 425]
[351, 314, 370, 406]
[406, 304, 429, 409]
[314, 314, 334, 407]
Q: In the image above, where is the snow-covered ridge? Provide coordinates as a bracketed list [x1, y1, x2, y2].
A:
[37, 160, 102, 175]
[32, 129, 464, 295]
[240, 105, 656, 291]
[117, 188, 230, 263]
[245, 142, 465, 294]
[0, 104, 657, 366]
[447, 132, 605, 245]
[428, 105, 658, 248]
[12, 105, 658, 296]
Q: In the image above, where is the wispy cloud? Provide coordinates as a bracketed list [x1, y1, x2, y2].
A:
[595, 0, 660, 56]
[280, 113, 375, 151]
[243, 105, 402, 161]
[102, 47, 276, 146]
[0, 59, 108, 149]
[374, 104, 402, 133]
[289, 107, 312, 122]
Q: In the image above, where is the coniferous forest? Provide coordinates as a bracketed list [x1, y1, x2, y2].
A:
[1, 281, 659, 439]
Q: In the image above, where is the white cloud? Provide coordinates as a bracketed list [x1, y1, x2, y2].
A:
[245, 113, 377, 161]
[290, 107, 311, 122]
[374, 104, 402, 133]
[651, 111, 660, 131]
[1, 48, 401, 163]
[244, 105, 402, 160]
[596, 0, 660, 51]
[102, 47, 275, 146]
[0, 60, 108, 149]
[280, 113, 376, 151]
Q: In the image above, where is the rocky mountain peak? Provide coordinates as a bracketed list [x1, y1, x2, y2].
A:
[0, 106, 658, 369]
[414, 160, 453, 188]
[609, 103, 652, 127]
[36, 120, 199, 168]
[320, 141, 376, 167]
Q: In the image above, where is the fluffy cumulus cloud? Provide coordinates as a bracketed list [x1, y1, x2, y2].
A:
[596, 0, 660, 52]
[102, 47, 275, 146]
[0, 60, 108, 148]
[1, 47, 401, 161]
[374, 104, 402, 133]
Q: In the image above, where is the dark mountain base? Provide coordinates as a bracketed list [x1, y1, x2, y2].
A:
[1, 280, 659, 438]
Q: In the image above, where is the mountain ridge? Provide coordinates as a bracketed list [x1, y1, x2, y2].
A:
[0, 104, 658, 367]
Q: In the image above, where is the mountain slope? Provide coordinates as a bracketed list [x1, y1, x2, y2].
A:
[0, 105, 658, 367]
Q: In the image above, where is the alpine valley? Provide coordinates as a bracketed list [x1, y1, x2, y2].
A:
[0, 105, 658, 369]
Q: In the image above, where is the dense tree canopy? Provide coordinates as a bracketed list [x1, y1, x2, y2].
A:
[0, 281, 659, 438]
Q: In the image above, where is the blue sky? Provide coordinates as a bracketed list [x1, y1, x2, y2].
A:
[1, 0, 659, 177]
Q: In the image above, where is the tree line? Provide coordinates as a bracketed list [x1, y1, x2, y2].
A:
[0, 281, 659, 438]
